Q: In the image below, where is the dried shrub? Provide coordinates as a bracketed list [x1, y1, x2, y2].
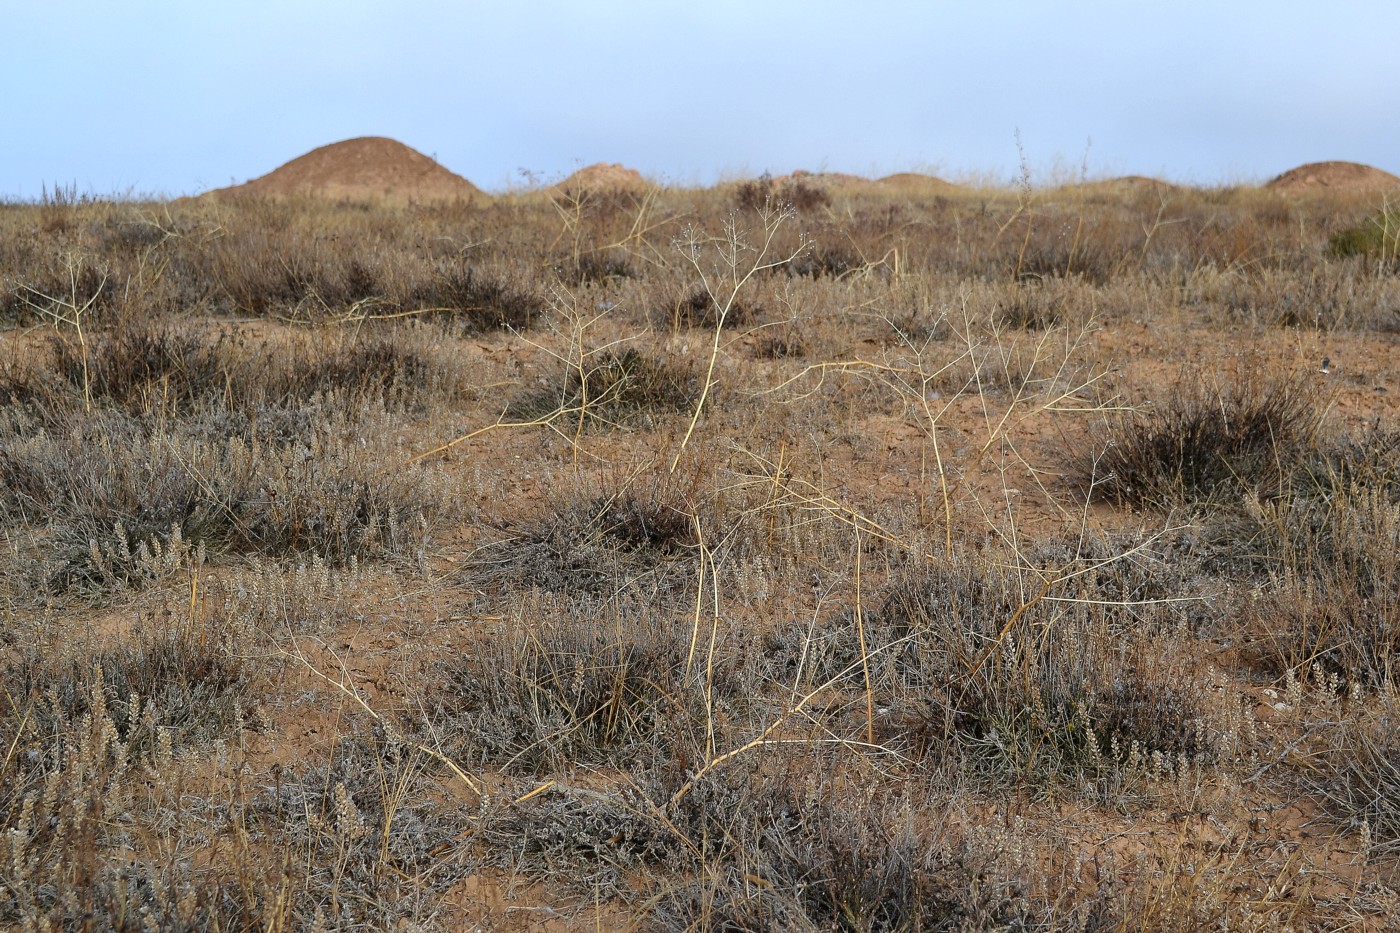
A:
[507, 348, 698, 429]
[1084, 371, 1324, 510]
[661, 287, 758, 330]
[435, 612, 723, 771]
[555, 249, 636, 285]
[1235, 427, 1400, 680]
[403, 263, 541, 333]
[248, 732, 471, 929]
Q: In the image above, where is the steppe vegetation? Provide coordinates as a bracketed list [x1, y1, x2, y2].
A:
[1, 168, 1399, 930]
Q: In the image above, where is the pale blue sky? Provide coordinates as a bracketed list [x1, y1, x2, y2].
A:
[4, 1, 1397, 198]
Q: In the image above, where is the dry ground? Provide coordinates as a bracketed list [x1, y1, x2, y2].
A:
[1, 174, 1399, 931]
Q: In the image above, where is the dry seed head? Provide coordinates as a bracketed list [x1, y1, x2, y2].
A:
[334, 782, 365, 840]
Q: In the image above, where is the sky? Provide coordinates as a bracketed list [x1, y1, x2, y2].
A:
[4, 1, 1398, 199]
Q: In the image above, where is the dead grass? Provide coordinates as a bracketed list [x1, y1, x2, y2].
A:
[0, 179, 1397, 929]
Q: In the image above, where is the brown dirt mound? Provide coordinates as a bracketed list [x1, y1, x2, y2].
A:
[876, 172, 959, 193]
[1102, 175, 1176, 190]
[552, 163, 653, 194]
[211, 137, 486, 204]
[1266, 161, 1400, 194]
[1058, 175, 1180, 197]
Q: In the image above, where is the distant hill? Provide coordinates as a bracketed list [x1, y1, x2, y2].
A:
[1266, 161, 1400, 194]
[209, 137, 486, 204]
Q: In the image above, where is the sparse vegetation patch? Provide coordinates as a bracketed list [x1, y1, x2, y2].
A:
[0, 176, 1397, 929]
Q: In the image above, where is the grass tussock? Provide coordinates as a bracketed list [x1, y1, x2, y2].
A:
[1084, 369, 1326, 511]
[435, 608, 731, 772]
[507, 347, 698, 429]
[0, 408, 449, 596]
[833, 538, 1236, 795]
[467, 460, 739, 598]
[0, 618, 262, 930]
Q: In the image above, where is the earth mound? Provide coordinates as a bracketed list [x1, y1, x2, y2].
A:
[1266, 161, 1400, 194]
[876, 172, 959, 193]
[211, 137, 486, 204]
[552, 163, 652, 194]
[1059, 175, 1179, 197]
[1101, 175, 1175, 190]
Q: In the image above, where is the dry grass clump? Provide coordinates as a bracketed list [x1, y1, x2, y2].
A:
[0, 618, 261, 930]
[507, 347, 698, 429]
[1084, 369, 1325, 511]
[434, 606, 730, 773]
[838, 537, 1235, 795]
[0, 407, 449, 596]
[246, 730, 473, 930]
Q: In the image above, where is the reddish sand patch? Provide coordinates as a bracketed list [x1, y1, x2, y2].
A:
[552, 162, 652, 193]
[210, 136, 486, 204]
[1266, 161, 1400, 194]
